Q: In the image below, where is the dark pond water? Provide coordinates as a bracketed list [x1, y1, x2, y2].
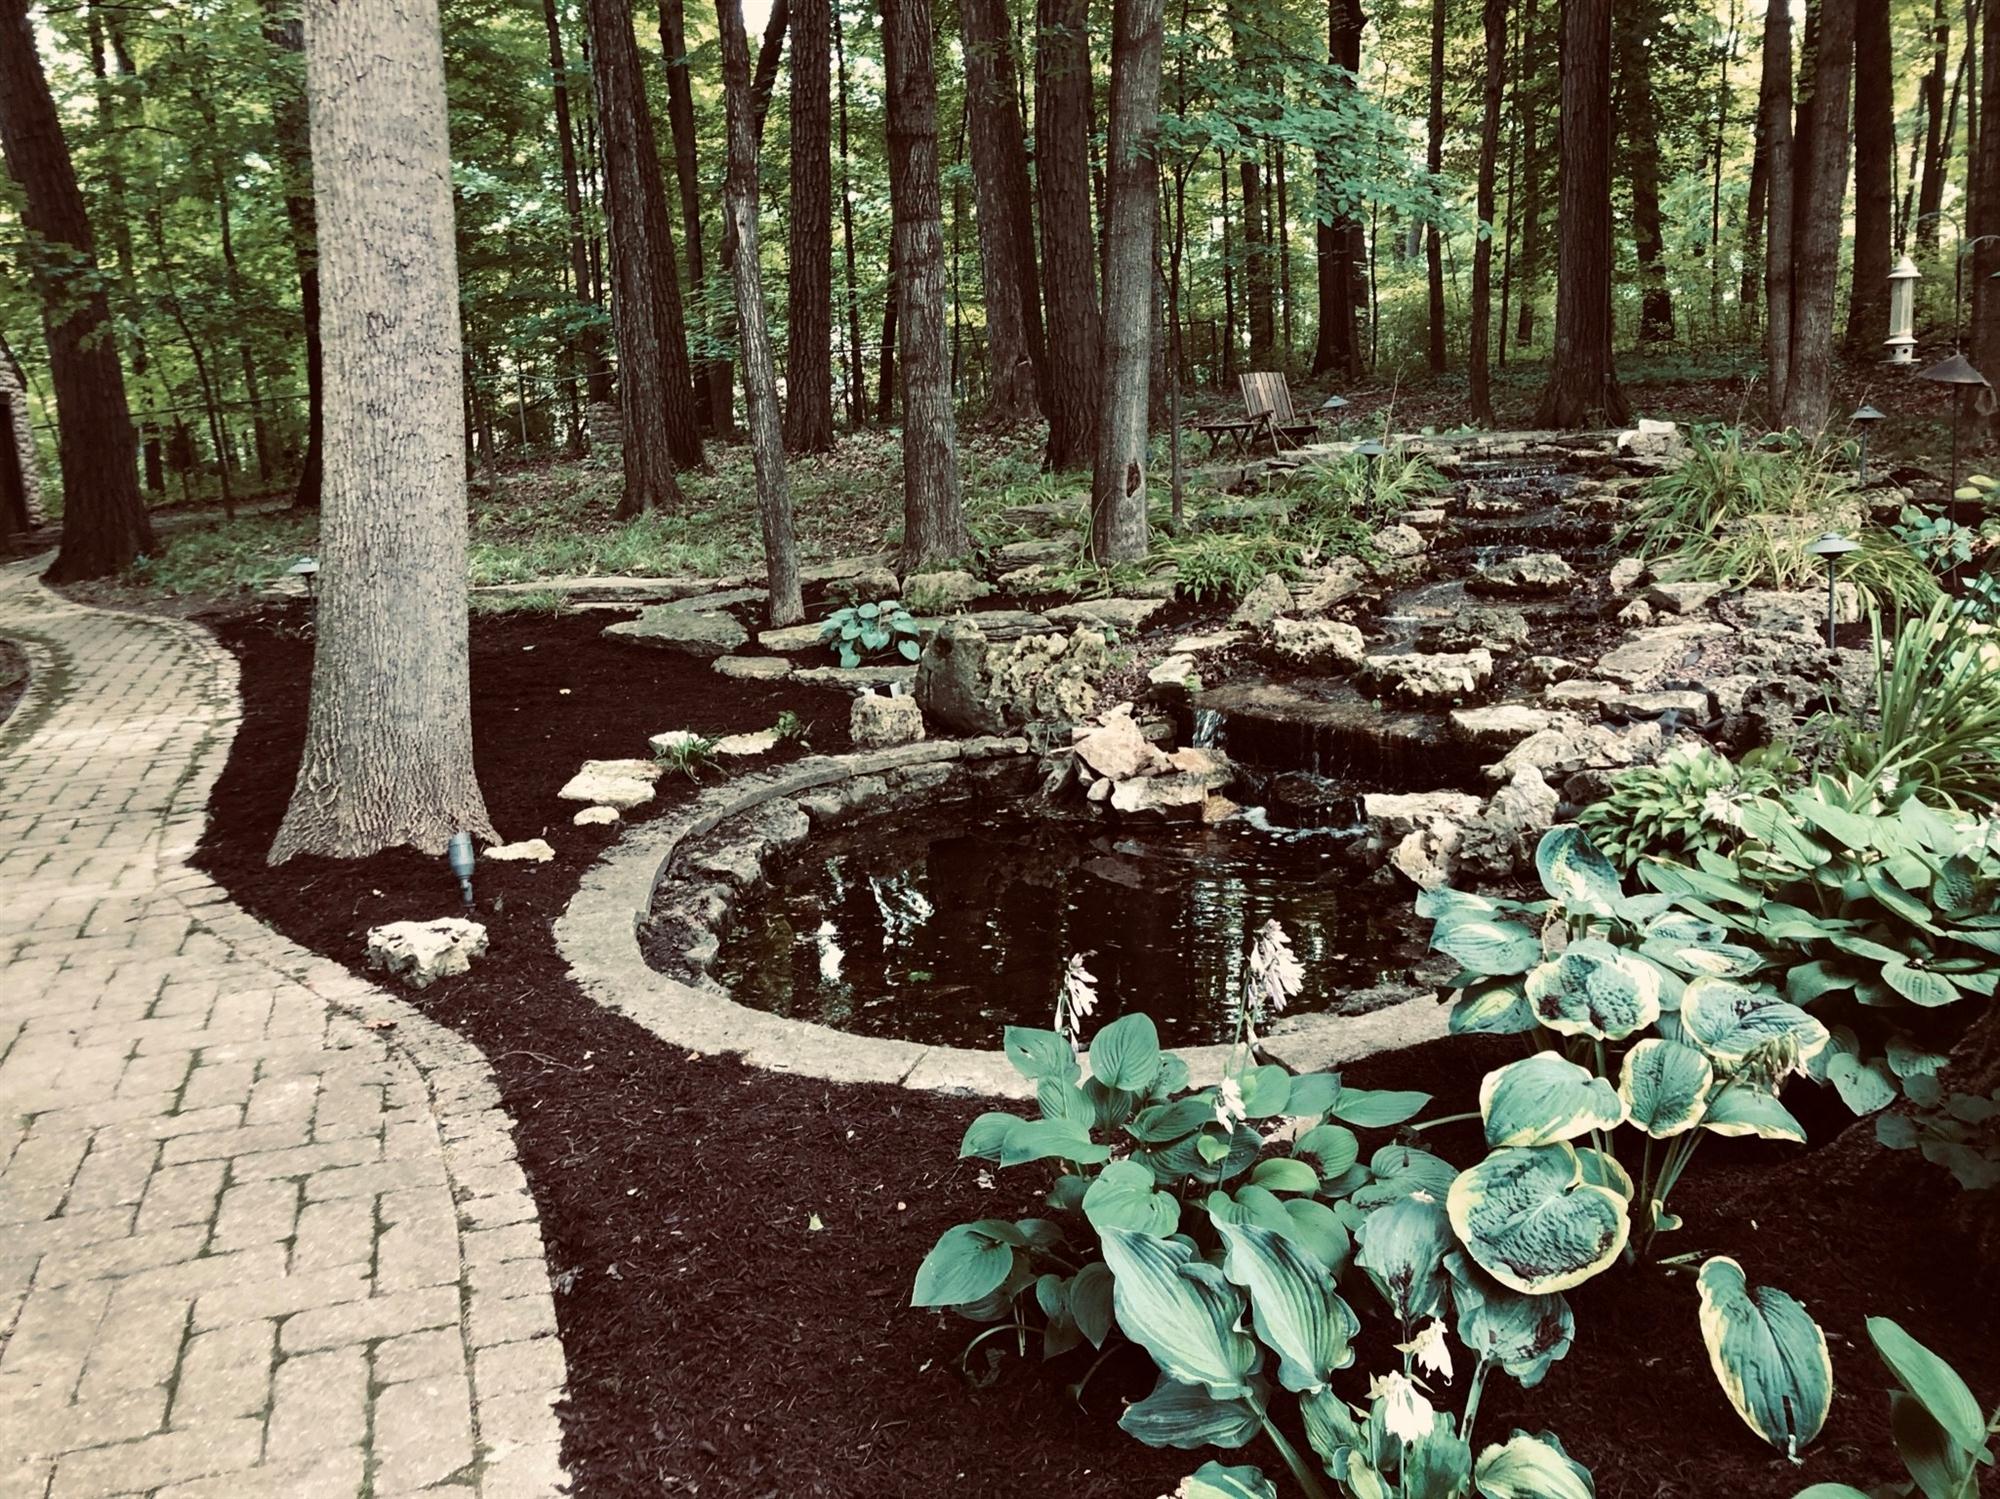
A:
[712, 802, 1421, 1048]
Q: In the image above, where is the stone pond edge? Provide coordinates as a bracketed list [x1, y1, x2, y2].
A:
[553, 737, 1452, 1100]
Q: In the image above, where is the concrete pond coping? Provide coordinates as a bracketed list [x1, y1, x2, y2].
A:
[554, 737, 1451, 1100]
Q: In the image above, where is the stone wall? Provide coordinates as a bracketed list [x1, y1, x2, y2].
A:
[0, 357, 45, 528]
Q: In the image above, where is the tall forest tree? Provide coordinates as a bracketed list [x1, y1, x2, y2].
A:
[962, 0, 1046, 422]
[585, 0, 701, 511]
[1846, 0, 1893, 356]
[1424, 0, 1446, 372]
[884, 0, 968, 565]
[1037, 0, 1100, 469]
[783, 0, 835, 453]
[260, 0, 325, 506]
[1974, 0, 2000, 441]
[1091, 0, 1164, 563]
[0, 0, 155, 581]
[1775, 0, 1853, 432]
[270, 0, 494, 861]
[1533, 0, 1628, 428]
[660, 0, 734, 433]
[1614, 0, 1673, 344]
[1309, 0, 1366, 379]
[1758, 0, 1794, 393]
[716, 0, 802, 623]
[542, 0, 610, 420]
[1468, 0, 1506, 425]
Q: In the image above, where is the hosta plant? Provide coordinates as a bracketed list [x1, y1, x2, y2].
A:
[1576, 742, 1799, 871]
[819, 598, 923, 667]
[1695, 1256, 1833, 1461]
[1794, 1317, 1997, 1499]
[913, 942, 1593, 1499]
[1423, 826, 1829, 1274]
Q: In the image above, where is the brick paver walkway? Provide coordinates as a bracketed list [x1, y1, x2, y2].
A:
[0, 562, 571, 1498]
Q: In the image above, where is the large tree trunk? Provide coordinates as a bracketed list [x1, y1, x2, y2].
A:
[717, 0, 803, 625]
[1917, 0, 1955, 256]
[1778, 0, 1853, 433]
[962, 0, 1046, 423]
[1468, 0, 1505, 425]
[271, 0, 496, 863]
[543, 0, 610, 420]
[1037, 0, 1101, 470]
[884, 0, 968, 567]
[1090, 0, 1163, 564]
[1309, 0, 1366, 379]
[586, 0, 699, 512]
[1514, 0, 1543, 348]
[1973, 0, 2000, 444]
[1847, 0, 1894, 356]
[660, 0, 735, 434]
[1616, 0, 1674, 344]
[835, 8, 868, 424]
[259, 0, 325, 508]
[0, 0, 153, 581]
[1532, 0, 1628, 429]
[1424, 0, 1446, 373]
[1759, 0, 1796, 416]
[783, 0, 835, 453]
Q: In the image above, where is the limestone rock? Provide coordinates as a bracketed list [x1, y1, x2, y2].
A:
[1389, 828, 1458, 890]
[1371, 524, 1426, 560]
[822, 566, 902, 606]
[1727, 586, 1860, 636]
[1617, 418, 1684, 460]
[365, 919, 488, 990]
[1172, 629, 1248, 653]
[1147, 653, 1201, 688]
[759, 621, 839, 653]
[1046, 597, 1167, 633]
[1594, 624, 1731, 687]
[794, 664, 917, 691]
[1231, 573, 1296, 629]
[1608, 558, 1650, 594]
[1456, 765, 1560, 878]
[1605, 688, 1709, 719]
[1265, 617, 1366, 672]
[851, 693, 925, 749]
[995, 536, 1078, 571]
[1109, 771, 1208, 820]
[916, 618, 1005, 736]
[1295, 557, 1372, 614]
[1074, 709, 1169, 781]
[603, 607, 747, 658]
[487, 839, 555, 863]
[1618, 600, 1656, 627]
[711, 655, 794, 681]
[1449, 704, 1572, 750]
[649, 731, 706, 755]
[903, 569, 994, 614]
[713, 729, 781, 756]
[1362, 790, 1484, 839]
[558, 759, 662, 809]
[1419, 604, 1530, 655]
[1524, 656, 1583, 689]
[1485, 720, 1664, 784]
[1643, 580, 1725, 615]
[1166, 745, 1233, 788]
[572, 806, 621, 826]
[1357, 649, 1494, 704]
[1470, 552, 1576, 597]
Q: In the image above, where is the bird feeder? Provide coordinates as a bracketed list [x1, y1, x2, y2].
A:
[1848, 404, 1886, 485]
[1886, 256, 1920, 365]
[1805, 532, 1861, 647]
[1917, 351, 1993, 517]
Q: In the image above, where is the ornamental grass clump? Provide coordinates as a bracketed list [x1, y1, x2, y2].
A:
[1838, 600, 2000, 808]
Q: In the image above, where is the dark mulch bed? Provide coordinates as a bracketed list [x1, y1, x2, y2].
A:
[0, 637, 28, 724]
[194, 602, 1998, 1499]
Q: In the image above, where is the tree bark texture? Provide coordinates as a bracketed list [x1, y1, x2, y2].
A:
[1514, 0, 1543, 347]
[1309, 0, 1367, 379]
[783, 0, 835, 453]
[1425, 0, 1446, 372]
[1037, 0, 1101, 470]
[543, 0, 610, 414]
[1615, 0, 1674, 344]
[0, 0, 153, 581]
[1532, 0, 1628, 428]
[586, 0, 700, 510]
[835, 7, 867, 423]
[717, 0, 803, 624]
[1973, 0, 2000, 442]
[1469, 0, 1506, 425]
[884, 0, 968, 566]
[1090, 0, 1163, 564]
[1917, 0, 1954, 256]
[1847, 0, 1894, 355]
[1759, 0, 1796, 415]
[1778, 0, 1853, 433]
[660, 0, 733, 433]
[259, 0, 326, 507]
[962, 0, 1046, 423]
[272, 0, 496, 862]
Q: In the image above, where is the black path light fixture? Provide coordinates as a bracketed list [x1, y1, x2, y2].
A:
[446, 830, 476, 907]
[1849, 403, 1886, 485]
[1320, 394, 1349, 440]
[287, 556, 320, 597]
[1805, 532, 1861, 648]
[1915, 351, 1993, 523]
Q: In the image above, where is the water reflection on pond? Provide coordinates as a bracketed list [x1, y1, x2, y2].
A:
[713, 802, 1417, 1047]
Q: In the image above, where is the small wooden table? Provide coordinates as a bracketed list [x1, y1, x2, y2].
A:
[1189, 416, 1266, 456]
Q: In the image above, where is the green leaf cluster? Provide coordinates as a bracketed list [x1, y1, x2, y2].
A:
[818, 598, 924, 668]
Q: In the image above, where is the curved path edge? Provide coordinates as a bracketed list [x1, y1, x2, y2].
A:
[555, 737, 1452, 1100]
[0, 561, 572, 1499]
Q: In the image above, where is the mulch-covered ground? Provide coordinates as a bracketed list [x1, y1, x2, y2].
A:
[0, 637, 28, 725]
[194, 602, 2000, 1499]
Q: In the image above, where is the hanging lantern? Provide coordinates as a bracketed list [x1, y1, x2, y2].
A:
[1885, 256, 1921, 365]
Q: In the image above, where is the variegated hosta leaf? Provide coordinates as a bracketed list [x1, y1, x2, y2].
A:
[1355, 1192, 1454, 1321]
[1480, 1052, 1627, 1148]
[1525, 939, 1663, 1040]
[1701, 1086, 1807, 1142]
[1826, 1054, 1897, 1115]
[1447, 1143, 1631, 1295]
[1175, 1461, 1278, 1499]
[1680, 978, 1831, 1067]
[1118, 1374, 1263, 1450]
[1451, 977, 1538, 1036]
[1473, 1430, 1597, 1499]
[1350, 1144, 1460, 1211]
[1214, 1220, 1359, 1392]
[1619, 1038, 1715, 1138]
[1572, 1146, 1634, 1201]
[1536, 825, 1625, 916]
[1445, 1251, 1576, 1390]
[1434, 918, 1545, 977]
[1695, 1256, 1833, 1458]
[1099, 1227, 1260, 1400]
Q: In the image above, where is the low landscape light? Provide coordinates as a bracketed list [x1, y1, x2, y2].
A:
[1916, 352, 1993, 518]
[1849, 404, 1886, 484]
[1805, 532, 1861, 647]
[1353, 437, 1385, 468]
[1319, 395, 1349, 414]
[446, 830, 476, 906]
[288, 556, 320, 597]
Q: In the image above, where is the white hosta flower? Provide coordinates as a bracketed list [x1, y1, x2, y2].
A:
[1396, 1319, 1454, 1382]
[1366, 1370, 1435, 1446]
[1244, 919, 1305, 1021]
[1215, 1076, 1248, 1131]
[1055, 952, 1099, 1045]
